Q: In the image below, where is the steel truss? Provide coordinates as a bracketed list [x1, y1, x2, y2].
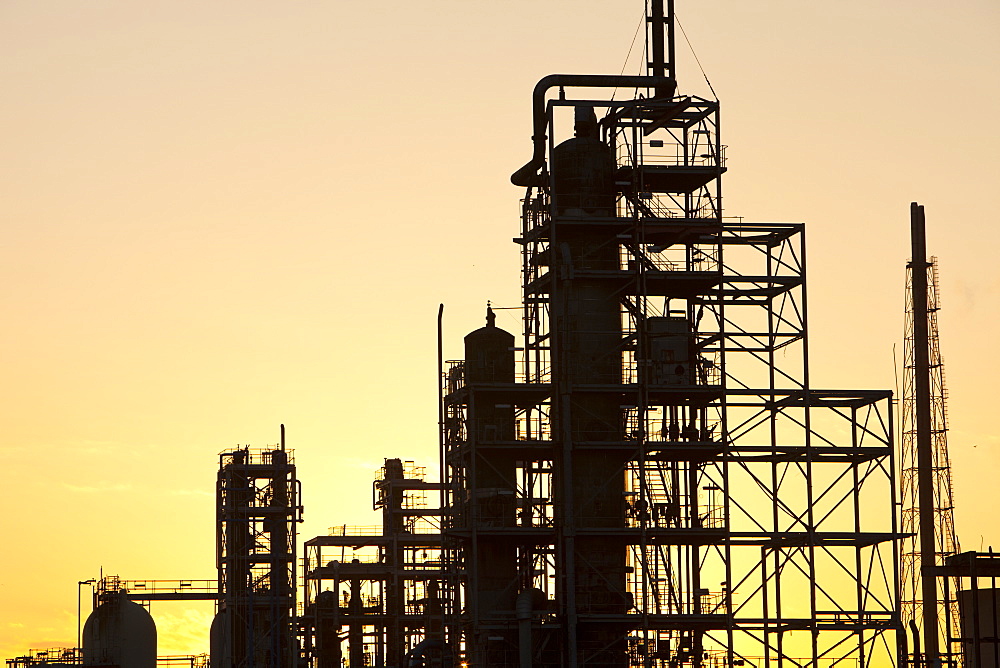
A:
[216, 447, 301, 668]
[901, 255, 962, 666]
[299, 460, 451, 668]
[442, 80, 900, 667]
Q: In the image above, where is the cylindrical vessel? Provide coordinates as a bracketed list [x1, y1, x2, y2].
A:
[82, 590, 156, 668]
[463, 312, 519, 619]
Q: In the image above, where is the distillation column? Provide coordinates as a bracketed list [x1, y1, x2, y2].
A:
[462, 309, 520, 661]
[213, 441, 300, 668]
[550, 106, 631, 666]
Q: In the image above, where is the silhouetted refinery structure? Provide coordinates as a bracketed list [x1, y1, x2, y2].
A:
[8, 3, 998, 668]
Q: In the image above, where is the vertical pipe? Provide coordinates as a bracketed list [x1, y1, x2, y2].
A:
[667, 0, 676, 82]
[517, 589, 537, 668]
[77, 581, 90, 652]
[911, 620, 923, 663]
[269, 447, 292, 667]
[349, 577, 365, 668]
[971, 566, 982, 668]
[991, 548, 998, 668]
[332, 569, 343, 668]
[438, 303, 445, 493]
[649, 0, 674, 97]
[910, 202, 940, 665]
[437, 303, 451, 662]
[382, 459, 405, 667]
[650, 0, 665, 80]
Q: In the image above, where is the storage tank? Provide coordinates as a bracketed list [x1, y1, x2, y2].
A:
[209, 608, 230, 668]
[82, 589, 156, 668]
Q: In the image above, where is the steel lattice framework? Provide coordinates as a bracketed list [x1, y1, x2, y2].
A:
[299, 459, 450, 668]
[901, 255, 962, 666]
[440, 3, 901, 666]
[216, 447, 300, 668]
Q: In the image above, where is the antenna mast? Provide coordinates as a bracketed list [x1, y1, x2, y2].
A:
[902, 203, 962, 667]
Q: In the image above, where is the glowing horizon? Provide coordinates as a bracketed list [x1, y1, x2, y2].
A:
[2, 0, 998, 661]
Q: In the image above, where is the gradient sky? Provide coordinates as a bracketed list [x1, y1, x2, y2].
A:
[2, 0, 999, 659]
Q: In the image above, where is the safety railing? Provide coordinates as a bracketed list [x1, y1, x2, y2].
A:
[444, 360, 551, 394]
[625, 502, 725, 530]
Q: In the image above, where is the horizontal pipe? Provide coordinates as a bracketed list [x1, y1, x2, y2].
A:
[510, 74, 675, 186]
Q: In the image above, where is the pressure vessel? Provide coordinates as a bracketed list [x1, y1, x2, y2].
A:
[464, 308, 515, 385]
[552, 105, 617, 217]
[82, 590, 156, 668]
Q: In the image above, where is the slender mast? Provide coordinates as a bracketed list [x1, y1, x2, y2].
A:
[910, 202, 940, 665]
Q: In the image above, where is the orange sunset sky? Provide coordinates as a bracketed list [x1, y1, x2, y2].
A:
[2, 0, 999, 659]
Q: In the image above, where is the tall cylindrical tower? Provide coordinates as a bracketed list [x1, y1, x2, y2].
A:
[215, 445, 299, 668]
[551, 105, 632, 665]
[462, 309, 520, 656]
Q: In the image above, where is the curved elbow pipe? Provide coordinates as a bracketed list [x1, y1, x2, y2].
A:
[510, 74, 676, 186]
[404, 639, 452, 668]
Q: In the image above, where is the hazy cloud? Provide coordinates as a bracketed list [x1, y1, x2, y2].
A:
[170, 489, 213, 497]
[342, 456, 382, 471]
[153, 608, 213, 656]
[63, 482, 133, 493]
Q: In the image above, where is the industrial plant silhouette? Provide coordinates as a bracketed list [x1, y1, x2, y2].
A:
[8, 2, 998, 668]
